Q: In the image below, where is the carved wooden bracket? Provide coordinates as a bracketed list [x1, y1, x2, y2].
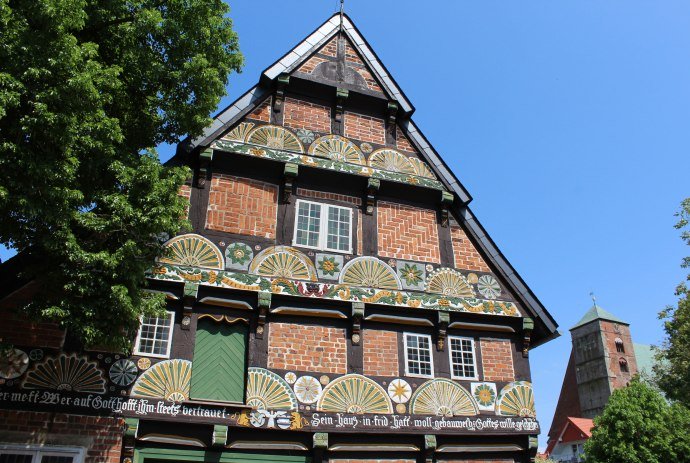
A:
[122, 418, 139, 460]
[365, 178, 380, 215]
[256, 292, 271, 339]
[212, 425, 228, 447]
[273, 74, 290, 113]
[387, 101, 398, 138]
[351, 302, 365, 345]
[437, 312, 449, 351]
[528, 435, 539, 462]
[424, 434, 437, 463]
[335, 88, 349, 124]
[283, 162, 299, 204]
[313, 432, 328, 462]
[181, 282, 198, 330]
[439, 191, 454, 227]
[196, 148, 213, 188]
[522, 317, 534, 357]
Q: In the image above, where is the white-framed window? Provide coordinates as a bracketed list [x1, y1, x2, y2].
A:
[292, 199, 353, 253]
[133, 311, 175, 358]
[404, 333, 434, 378]
[448, 336, 478, 380]
[0, 446, 84, 463]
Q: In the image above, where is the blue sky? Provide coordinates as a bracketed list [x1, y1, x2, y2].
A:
[3, 0, 689, 449]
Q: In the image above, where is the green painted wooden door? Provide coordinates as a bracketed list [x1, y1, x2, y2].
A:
[190, 318, 247, 402]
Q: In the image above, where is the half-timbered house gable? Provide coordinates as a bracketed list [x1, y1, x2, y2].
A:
[0, 12, 558, 463]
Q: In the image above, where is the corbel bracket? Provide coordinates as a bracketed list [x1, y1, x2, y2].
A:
[351, 302, 365, 345]
[313, 432, 328, 462]
[424, 434, 437, 463]
[182, 282, 199, 330]
[273, 74, 290, 113]
[522, 317, 534, 357]
[256, 292, 271, 339]
[197, 148, 213, 188]
[528, 435, 539, 462]
[387, 101, 398, 132]
[437, 311, 449, 351]
[283, 162, 299, 204]
[335, 88, 349, 125]
[122, 418, 139, 459]
[439, 191, 454, 227]
[212, 425, 228, 447]
[365, 178, 380, 215]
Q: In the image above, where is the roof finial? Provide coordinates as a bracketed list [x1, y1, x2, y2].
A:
[339, 0, 344, 31]
[590, 291, 597, 307]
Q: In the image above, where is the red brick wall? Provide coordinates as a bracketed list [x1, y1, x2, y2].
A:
[377, 201, 441, 263]
[319, 37, 338, 57]
[283, 98, 331, 133]
[600, 320, 638, 389]
[344, 112, 385, 145]
[179, 184, 191, 218]
[480, 338, 515, 381]
[268, 323, 347, 374]
[298, 56, 328, 73]
[451, 226, 491, 272]
[363, 329, 399, 376]
[296, 188, 361, 206]
[0, 307, 65, 349]
[206, 174, 277, 238]
[344, 41, 364, 65]
[0, 410, 123, 463]
[396, 126, 417, 153]
[248, 97, 271, 122]
[355, 68, 382, 92]
[438, 460, 514, 463]
[331, 460, 415, 463]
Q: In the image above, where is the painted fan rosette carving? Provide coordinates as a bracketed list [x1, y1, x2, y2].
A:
[496, 381, 536, 418]
[130, 359, 192, 403]
[158, 234, 224, 269]
[246, 125, 304, 153]
[246, 368, 298, 410]
[23, 354, 106, 394]
[317, 374, 392, 414]
[409, 378, 479, 417]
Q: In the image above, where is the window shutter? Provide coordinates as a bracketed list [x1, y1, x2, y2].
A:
[190, 318, 247, 402]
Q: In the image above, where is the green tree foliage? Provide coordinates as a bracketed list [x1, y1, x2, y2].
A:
[0, 0, 242, 350]
[656, 198, 690, 407]
[535, 456, 557, 463]
[584, 379, 690, 463]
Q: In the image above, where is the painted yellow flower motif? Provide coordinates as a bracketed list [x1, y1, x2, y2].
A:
[208, 271, 217, 284]
[249, 147, 266, 156]
[152, 266, 168, 274]
[407, 299, 421, 308]
[438, 298, 450, 306]
[406, 176, 420, 184]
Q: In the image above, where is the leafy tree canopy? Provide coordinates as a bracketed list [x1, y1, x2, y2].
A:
[0, 0, 242, 350]
[584, 379, 690, 463]
[656, 198, 690, 406]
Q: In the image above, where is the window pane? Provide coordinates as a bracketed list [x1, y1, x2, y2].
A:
[326, 205, 350, 251]
[0, 455, 33, 463]
[135, 312, 173, 356]
[41, 457, 74, 463]
[295, 202, 321, 247]
[406, 334, 432, 377]
[449, 337, 476, 379]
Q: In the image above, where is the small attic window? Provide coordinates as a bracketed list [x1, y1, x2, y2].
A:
[619, 357, 629, 373]
[615, 338, 625, 353]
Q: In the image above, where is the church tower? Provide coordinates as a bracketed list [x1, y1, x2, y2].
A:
[570, 305, 638, 417]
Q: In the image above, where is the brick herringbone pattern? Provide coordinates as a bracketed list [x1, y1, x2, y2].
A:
[377, 201, 440, 263]
[206, 174, 277, 238]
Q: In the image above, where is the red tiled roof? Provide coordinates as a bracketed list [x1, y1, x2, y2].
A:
[568, 417, 594, 438]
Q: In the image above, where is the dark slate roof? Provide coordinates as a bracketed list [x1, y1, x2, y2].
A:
[174, 13, 559, 343]
[570, 304, 627, 330]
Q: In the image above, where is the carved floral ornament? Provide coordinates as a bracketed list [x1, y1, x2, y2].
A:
[216, 122, 440, 189]
[154, 239, 514, 315]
